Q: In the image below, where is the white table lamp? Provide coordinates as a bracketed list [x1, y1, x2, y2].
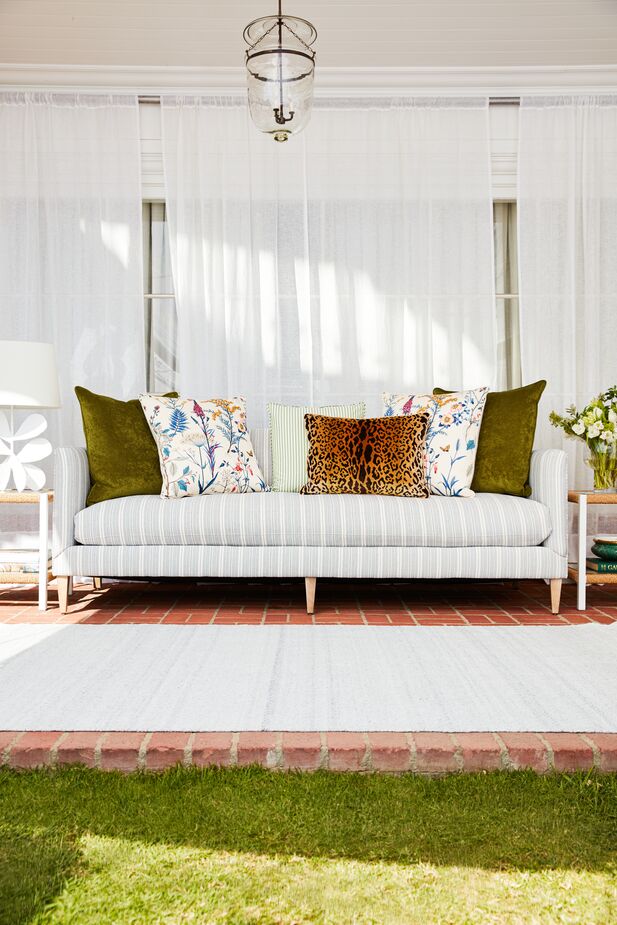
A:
[0, 341, 61, 491]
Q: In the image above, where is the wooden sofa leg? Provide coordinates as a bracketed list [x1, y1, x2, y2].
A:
[550, 579, 562, 615]
[93, 577, 103, 590]
[305, 577, 317, 615]
[57, 576, 71, 614]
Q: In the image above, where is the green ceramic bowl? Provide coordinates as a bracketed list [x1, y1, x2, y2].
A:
[591, 542, 617, 562]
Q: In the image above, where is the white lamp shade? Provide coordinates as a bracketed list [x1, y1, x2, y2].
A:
[0, 341, 61, 408]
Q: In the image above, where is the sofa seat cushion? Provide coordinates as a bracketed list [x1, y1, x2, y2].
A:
[74, 493, 552, 548]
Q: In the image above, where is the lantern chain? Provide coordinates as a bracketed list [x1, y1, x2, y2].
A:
[281, 20, 315, 54]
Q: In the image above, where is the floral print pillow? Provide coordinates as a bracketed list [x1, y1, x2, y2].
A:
[383, 388, 489, 497]
[140, 395, 269, 498]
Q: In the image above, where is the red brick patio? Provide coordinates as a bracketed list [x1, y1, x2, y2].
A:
[1, 577, 616, 625]
[2, 578, 616, 775]
[1, 729, 616, 774]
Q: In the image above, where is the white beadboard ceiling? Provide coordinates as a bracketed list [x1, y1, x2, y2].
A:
[1, 0, 617, 68]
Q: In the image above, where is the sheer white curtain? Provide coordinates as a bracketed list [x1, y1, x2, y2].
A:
[162, 96, 495, 423]
[0, 92, 145, 448]
[519, 96, 617, 490]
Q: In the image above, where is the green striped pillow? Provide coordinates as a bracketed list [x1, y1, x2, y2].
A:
[268, 402, 366, 492]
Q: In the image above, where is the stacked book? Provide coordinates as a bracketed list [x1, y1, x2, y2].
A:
[588, 535, 617, 573]
[587, 558, 617, 573]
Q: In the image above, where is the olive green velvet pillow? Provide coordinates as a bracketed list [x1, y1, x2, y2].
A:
[75, 386, 178, 506]
[433, 381, 546, 497]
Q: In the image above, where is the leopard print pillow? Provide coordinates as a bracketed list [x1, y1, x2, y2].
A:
[301, 413, 430, 498]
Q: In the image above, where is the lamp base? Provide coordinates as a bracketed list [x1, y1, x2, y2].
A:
[0, 408, 52, 491]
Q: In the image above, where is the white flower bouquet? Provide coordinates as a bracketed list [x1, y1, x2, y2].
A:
[550, 386, 617, 490]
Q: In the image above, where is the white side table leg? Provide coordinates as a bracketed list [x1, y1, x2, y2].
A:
[38, 492, 48, 611]
[577, 494, 587, 611]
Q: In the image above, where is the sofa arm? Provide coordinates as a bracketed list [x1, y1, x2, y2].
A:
[52, 447, 90, 559]
[529, 448, 568, 558]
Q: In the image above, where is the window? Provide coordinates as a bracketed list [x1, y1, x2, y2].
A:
[494, 202, 521, 390]
[143, 202, 177, 392]
[143, 201, 522, 392]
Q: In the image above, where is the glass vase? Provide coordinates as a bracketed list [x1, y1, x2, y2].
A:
[585, 445, 617, 492]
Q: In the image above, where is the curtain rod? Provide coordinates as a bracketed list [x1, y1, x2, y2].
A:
[137, 95, 521, 104]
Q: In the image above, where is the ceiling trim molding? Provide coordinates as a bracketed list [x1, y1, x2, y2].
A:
[2, 63, 617, 95]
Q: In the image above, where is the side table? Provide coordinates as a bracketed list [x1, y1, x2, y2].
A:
[0, 490, 53, 610]
[568, 490, 617, 610]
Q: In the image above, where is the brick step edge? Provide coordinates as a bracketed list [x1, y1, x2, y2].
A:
[1, 731, 617, 774]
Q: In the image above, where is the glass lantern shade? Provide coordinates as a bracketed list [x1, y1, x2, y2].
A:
[244, 11, 316, 142]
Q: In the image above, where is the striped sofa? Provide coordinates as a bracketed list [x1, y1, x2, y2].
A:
[52, 429, 569, 615]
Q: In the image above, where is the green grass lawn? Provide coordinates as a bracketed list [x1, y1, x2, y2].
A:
[0, 767, 616, 925]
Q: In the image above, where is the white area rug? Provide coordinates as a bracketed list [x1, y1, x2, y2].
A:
[0, 624, 616, 732]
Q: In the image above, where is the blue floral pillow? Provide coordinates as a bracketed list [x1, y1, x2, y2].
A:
[383, 388, 489, 497]
[140, 395, 269, 498]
